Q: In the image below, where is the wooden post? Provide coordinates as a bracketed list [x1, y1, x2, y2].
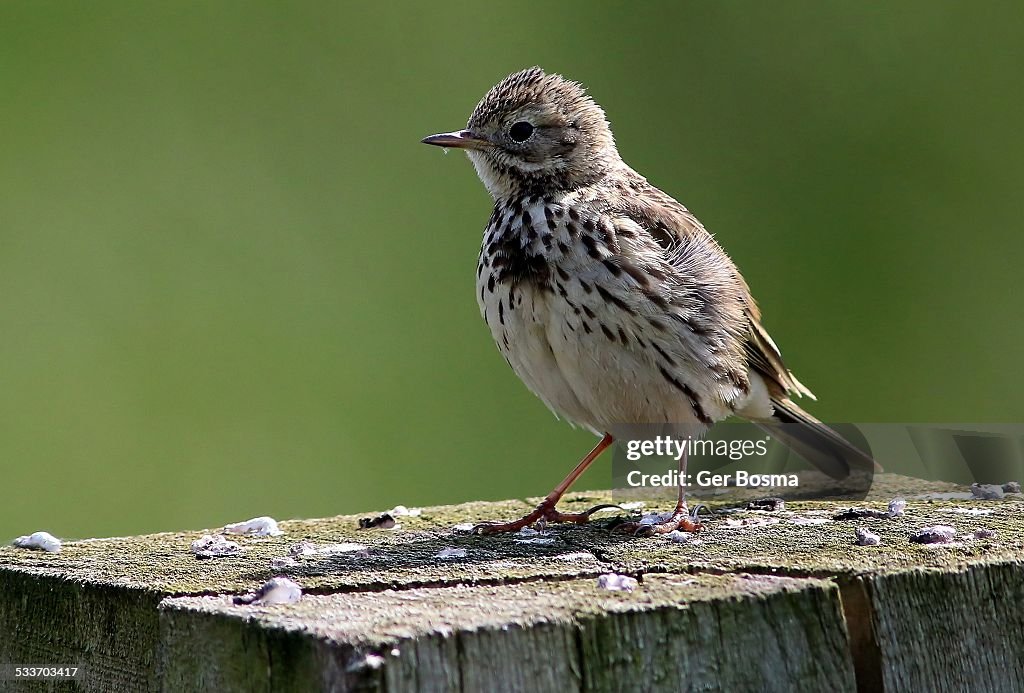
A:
[1, 476, 1021, 692]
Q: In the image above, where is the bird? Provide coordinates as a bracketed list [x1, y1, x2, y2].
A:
[422, 67, 875, 535]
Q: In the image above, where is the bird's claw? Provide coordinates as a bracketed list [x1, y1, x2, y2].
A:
[471, 501, 626, 535]
[615, 505, 706, 537]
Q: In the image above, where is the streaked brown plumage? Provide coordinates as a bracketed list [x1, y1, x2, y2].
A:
[423, 67, 874, 534]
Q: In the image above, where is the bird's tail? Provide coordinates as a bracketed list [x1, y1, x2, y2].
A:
[754, 397, 881, 479]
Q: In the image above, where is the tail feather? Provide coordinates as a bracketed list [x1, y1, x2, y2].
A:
[755, 398, 880, 479]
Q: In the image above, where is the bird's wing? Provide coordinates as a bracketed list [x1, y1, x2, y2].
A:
[745, 313, 816, 400]
[616, 180, 814, 401]
[616, 181, 878, 475]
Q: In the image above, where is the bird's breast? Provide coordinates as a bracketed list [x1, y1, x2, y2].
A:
[472, 193, 748, 432]
[474, 196, 602, 429]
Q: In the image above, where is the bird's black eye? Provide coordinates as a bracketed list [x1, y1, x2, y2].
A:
[508, 121, 534, 143]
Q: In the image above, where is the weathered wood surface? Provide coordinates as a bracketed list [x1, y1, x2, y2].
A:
[1, 475, 1022, 692]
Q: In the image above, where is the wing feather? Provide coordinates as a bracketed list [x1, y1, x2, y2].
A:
[615, 178, 812, 401]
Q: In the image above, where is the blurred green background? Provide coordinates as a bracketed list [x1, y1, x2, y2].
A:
[1, 2, 1021, 539]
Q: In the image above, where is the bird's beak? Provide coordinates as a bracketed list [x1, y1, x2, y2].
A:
[421, 130, 491, 151]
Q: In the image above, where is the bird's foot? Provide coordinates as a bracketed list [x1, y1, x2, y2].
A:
[473, 501, 623, 535]
[615, 504, 706, 537]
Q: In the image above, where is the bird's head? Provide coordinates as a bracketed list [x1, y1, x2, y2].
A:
[422, 67, 620, 200]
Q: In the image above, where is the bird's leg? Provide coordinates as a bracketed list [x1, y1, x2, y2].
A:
[473, 433, 617, 534]
[617, 447, 702, 536]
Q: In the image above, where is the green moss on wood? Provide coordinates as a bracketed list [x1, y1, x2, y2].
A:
[0, 474, 1021, 692]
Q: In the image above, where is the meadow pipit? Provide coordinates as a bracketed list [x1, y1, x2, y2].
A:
[423, 68, 875, 535]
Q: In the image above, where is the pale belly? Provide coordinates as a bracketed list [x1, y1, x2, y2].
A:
[478, 265, 732, 438]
